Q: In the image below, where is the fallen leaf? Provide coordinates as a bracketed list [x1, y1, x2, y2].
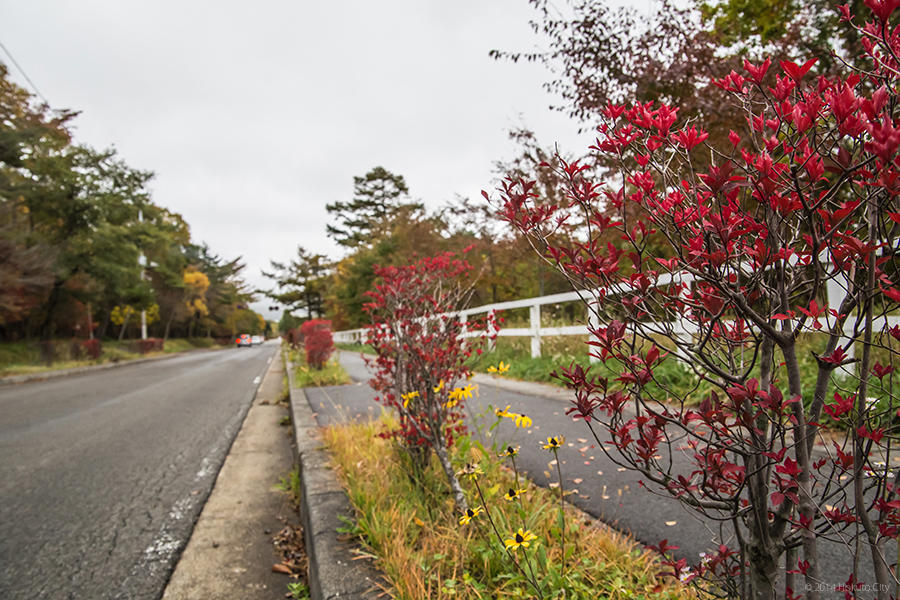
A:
[597, 471, 603, 476]
[579, 446, 589, 453]
[272, 563, 292, 575]
[549, 482, 560, 488]
[572, 478, 583, 484]
[665, 521, 677, 527]
[577, 438, 588, 443]
[617, 468, 627, 472]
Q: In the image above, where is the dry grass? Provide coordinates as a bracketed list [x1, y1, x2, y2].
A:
[323, 418, 694, 600]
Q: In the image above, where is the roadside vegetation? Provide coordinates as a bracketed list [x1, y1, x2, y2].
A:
[0, 337, 229, 378]
[324, 417, 690, 599]
[285, 346, 350, 387]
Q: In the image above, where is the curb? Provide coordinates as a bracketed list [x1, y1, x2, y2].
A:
[0, 348, 224, 387]
[285, 351, 382, 600]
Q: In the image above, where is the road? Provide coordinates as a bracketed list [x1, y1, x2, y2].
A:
[304, 350, 893, 598]
[0, 342, 278, 600]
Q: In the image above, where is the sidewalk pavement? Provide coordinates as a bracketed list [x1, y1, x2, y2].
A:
[161, 350, 297, 599]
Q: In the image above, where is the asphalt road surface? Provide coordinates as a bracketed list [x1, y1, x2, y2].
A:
[0, 342, 278, 600]
[304, 350, 894, 598]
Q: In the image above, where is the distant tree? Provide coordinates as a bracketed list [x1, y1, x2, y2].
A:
[325, 166, 423, 247]
[262, 246, 329, 318]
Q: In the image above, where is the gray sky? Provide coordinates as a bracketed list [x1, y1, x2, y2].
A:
[2, 1, 591, 319]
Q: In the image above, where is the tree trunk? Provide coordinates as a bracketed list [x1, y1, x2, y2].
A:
[746, 539, 780, 600]
[433, 440, 467, 513]
[163, 313, 174, 341]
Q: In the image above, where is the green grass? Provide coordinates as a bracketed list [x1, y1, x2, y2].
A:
[335, 342, 375, 354]
[0, 337, 228, 377]
[287, 347, 351, 387]
[323, 417, 692, 600]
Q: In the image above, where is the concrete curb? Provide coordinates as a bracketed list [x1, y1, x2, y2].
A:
[285, 351, 382, 600]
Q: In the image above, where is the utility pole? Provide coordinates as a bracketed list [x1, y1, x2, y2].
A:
[139, 209, 147, 340]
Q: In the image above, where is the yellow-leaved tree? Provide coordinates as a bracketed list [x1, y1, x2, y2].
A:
[183, 269, 210, 337]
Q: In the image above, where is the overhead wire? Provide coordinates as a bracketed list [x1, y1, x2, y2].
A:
[0, 39, 49, 105]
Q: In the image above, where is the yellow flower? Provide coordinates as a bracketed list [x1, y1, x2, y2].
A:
[458, 506, 483, 525]
[497, 361, 510, 373]
[504, 528, 537, 551]
[433, 380, 445, 393]
[513, 413, 532, 428]
[448, 384, 477, 404]
[500, 445, 519, 458]
[487, 365, 498, 374]
[542, 436, 565, 450]
[457, 462, 483, 479]
[503, 487, 527, 501]
[400, 390, 420, 408]
[493, 404, 531, 428]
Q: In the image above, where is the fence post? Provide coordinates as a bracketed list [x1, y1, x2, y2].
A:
[487, 310, 496, 353]
[587, 301, 600, 364]
[826, 273, 855, 378]
[529, 304, 541, 358]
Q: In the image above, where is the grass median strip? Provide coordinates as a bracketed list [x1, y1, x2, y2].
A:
[287, 347, 351, 387]
[323, 417, 691, 599]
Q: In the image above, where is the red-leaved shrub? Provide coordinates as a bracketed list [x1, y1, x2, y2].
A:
[364, 252, 498, 512]
[134, 338, 164, 355]
[300, 320, 333, 369]
[495, 3, 900, 596]
[81, 339, 102, 360]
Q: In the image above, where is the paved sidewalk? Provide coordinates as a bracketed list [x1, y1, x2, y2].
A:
[162, 351, 297, 599]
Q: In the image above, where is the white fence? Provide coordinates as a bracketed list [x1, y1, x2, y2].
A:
[333, 289, 594, 359]
[332, 271, 900, 373]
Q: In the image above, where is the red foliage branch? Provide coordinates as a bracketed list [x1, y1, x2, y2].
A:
[494, 5, 900, 599]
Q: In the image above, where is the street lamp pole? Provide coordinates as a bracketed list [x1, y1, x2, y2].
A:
[139, 208, 147, 340]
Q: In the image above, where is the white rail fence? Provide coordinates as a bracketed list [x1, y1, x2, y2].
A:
[333, 289, 594, 359]
[332, 269, 900, 374]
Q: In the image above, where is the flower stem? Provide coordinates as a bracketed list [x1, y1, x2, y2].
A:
[553, 447, 566, 577]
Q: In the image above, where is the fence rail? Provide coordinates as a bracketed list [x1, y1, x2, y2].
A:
[332, 271, 900, 373]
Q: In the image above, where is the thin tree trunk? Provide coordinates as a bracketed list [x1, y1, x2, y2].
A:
[433, 440, 467, 513]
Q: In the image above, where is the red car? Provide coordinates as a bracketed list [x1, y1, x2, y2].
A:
[235, 334, 252, 347]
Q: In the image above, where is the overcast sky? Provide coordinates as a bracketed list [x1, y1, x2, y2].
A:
[2, 1, 592, 318]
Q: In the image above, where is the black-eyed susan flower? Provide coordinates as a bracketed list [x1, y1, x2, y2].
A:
[458, 506, 483, 525]
[400, 390, 419, 408]
[456, 462, 483, 479]
[504, 528, 537, 551]
[513, 413, 532, 428]
[501, 445, 519, 458]
[433, 380, 445, 394]
[495, 404, 512, 418]
[542, 436, 565, 450]
[503, 487, 527, 501]
[487, 361, 510, 374]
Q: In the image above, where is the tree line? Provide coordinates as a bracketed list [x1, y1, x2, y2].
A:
[264, 153, 574, 331]
[0, 63, 262, 345]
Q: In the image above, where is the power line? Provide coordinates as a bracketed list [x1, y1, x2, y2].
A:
[0, 39, 49, 105]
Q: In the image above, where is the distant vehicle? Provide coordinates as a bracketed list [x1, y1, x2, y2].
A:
[236, 334, 252, 347]
[251, 335, 264, 346]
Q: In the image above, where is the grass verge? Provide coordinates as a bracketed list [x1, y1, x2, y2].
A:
[287, 347, 351, 387]
[323, 417, 691, 600]
[0, 337, 228, 378]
